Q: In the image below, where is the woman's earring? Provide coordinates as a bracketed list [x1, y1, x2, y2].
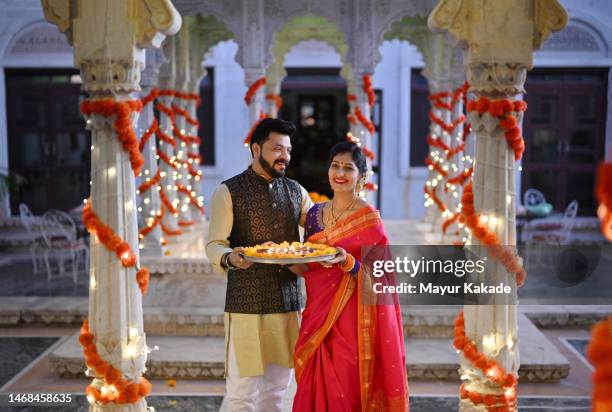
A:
[357, 178, 366, 193]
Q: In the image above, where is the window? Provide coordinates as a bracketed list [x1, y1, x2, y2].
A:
[409, 69, 430, 167]
[197, 68, 215, 166]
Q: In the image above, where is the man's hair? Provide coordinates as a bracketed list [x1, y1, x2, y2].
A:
[329, 141, 368, 175]
[250, 118, 296, 153]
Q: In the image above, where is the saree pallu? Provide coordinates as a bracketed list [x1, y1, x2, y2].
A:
[293, 205, 408, 412]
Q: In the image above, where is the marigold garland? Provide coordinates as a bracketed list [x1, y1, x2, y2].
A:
[244, 77, 267, 106]
[454, 312, 519, 412]
[178, 220, 194, 227]
[362, 147, 376, 161]
[155, 125, 177, 148]
[354, 106, 375, 134]
[587, 318, 612, 411]
[137, 170, 161, 193]
[80, 198, 151, 405]
[595, 163, 612, 240]
[466, 97, 527, 161]
[346, 94, 357, 102]
[362, 74, 376, 107]
[141, 88, 160, 107]
[172, 104, 200, 127]
[176, 183, 205, 214]
[80, 320, 152, 405]
[364, 182, 378, 191]
[347, 113, 357, 125]
[157, 150, 178, 169]
[424, 186, 446, 212]
[425, 156, 448, 178]
[159, 187, 178, 215]
[445, 168, 473, 191]
[265, 93, 283, 111]
[243, 113, 270, 146]
[160, 221, 182, 236]
[139, 212, 163, 239]
[429, 111, 466, 135]
[139, 119, 159, 152]
[80, 99, 144, 174]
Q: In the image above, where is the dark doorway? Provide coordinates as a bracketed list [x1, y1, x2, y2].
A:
[6, 69, 90, 215]
[522, 68, 607, 216]
[280, 68, 382, 205]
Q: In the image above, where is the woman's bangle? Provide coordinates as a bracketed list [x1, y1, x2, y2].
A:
[338, 254, 356, 273]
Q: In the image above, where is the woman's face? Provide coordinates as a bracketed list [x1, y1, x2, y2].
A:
[329, 152, 361, 193]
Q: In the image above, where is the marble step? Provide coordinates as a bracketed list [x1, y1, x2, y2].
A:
[3, 297, 609, 337]
[49, 314, 569, 383]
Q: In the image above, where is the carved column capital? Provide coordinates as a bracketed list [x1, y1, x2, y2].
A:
[41, 0, 181, 96]
[428, 0, 568, 69]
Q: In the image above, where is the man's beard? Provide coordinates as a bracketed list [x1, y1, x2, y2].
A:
[259, 156, 288, 178]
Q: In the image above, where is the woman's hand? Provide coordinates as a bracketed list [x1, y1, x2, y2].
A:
[321, 247, 347, 267]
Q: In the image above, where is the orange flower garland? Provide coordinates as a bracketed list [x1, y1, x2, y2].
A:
[362, 147, 376, 161]
[155, 126, 177, 148]
[141, 88, 160, 107]
[425, 156, 448, 178]
[587, 318, 612, 411]
[466, 97, 527, 161]
[176, 183, 205, 214]
[347, 113, 357, 126]
[139, 212, 163, 239]
[244, 77, 267, 106]
[265, 93, 283, 112]
[243, 113, 269, 146]
[138, 118, 159, 152]
[364, 182, 378, 191]
[429, 111, 466, 135]
[159, 187, 178, 215]
[442, 212, 461, 234]
[595, 163, 612, 240]
[137, 170, 161, 193]
[80, 320, 152, 405]
[80, 99, 144, 174]
[172, 104, 200, 127]
[80, 197, 151, 405]
[346, 94, 357, 102]
[424, 186, 446, 212]
[445, 167, 473, 191]
[354, 106, 376, 134]
[362, 74, 376, 107]
[455, 312, 518, 411]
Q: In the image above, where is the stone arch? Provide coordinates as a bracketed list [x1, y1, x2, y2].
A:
[540, 17, 609, 55]
[3, 19, 72, 59]
[187, 14, 234, 83]
[266, 14, 348, 87]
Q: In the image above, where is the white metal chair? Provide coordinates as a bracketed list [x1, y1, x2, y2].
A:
[18, 203, 45, 274]
[523, 188, 546, 207]
[525, 200, 579, 267]
[40, 209, 89, 283]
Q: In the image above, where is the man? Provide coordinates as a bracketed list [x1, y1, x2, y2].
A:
[206, 118, 313, 412]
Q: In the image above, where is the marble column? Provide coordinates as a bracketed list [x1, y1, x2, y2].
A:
[138, 48, 165, 256]
[173, 27, 193, 230]
[245, 68, 267, 126]
[41, 1, 181, 410]
[429, 1, 568, 410]
[158, 38, 182, 242]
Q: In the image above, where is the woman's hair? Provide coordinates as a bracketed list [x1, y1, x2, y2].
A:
[328, 141, 368, 175]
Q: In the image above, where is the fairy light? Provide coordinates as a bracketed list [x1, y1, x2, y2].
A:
[108, 166, 116, 178]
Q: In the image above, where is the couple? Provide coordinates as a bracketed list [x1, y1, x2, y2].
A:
[206, 118, 408, 411]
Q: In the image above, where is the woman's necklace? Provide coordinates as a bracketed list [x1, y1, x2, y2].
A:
[327, 197, 357, 227]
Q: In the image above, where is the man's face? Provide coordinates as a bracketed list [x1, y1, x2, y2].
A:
[254, 132, 292, 178]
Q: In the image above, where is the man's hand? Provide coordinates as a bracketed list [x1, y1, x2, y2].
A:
[228, 247, 253, 269]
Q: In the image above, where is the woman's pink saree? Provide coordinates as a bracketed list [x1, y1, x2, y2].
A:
[293, 205, 408, 411]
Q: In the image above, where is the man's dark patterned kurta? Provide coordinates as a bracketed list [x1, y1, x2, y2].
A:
[223, 167, 303, 313]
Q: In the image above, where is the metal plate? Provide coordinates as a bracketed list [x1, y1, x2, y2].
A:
[243, 251, 338, 265]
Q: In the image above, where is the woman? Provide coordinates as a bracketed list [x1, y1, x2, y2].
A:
[291, 141, 408, 411]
